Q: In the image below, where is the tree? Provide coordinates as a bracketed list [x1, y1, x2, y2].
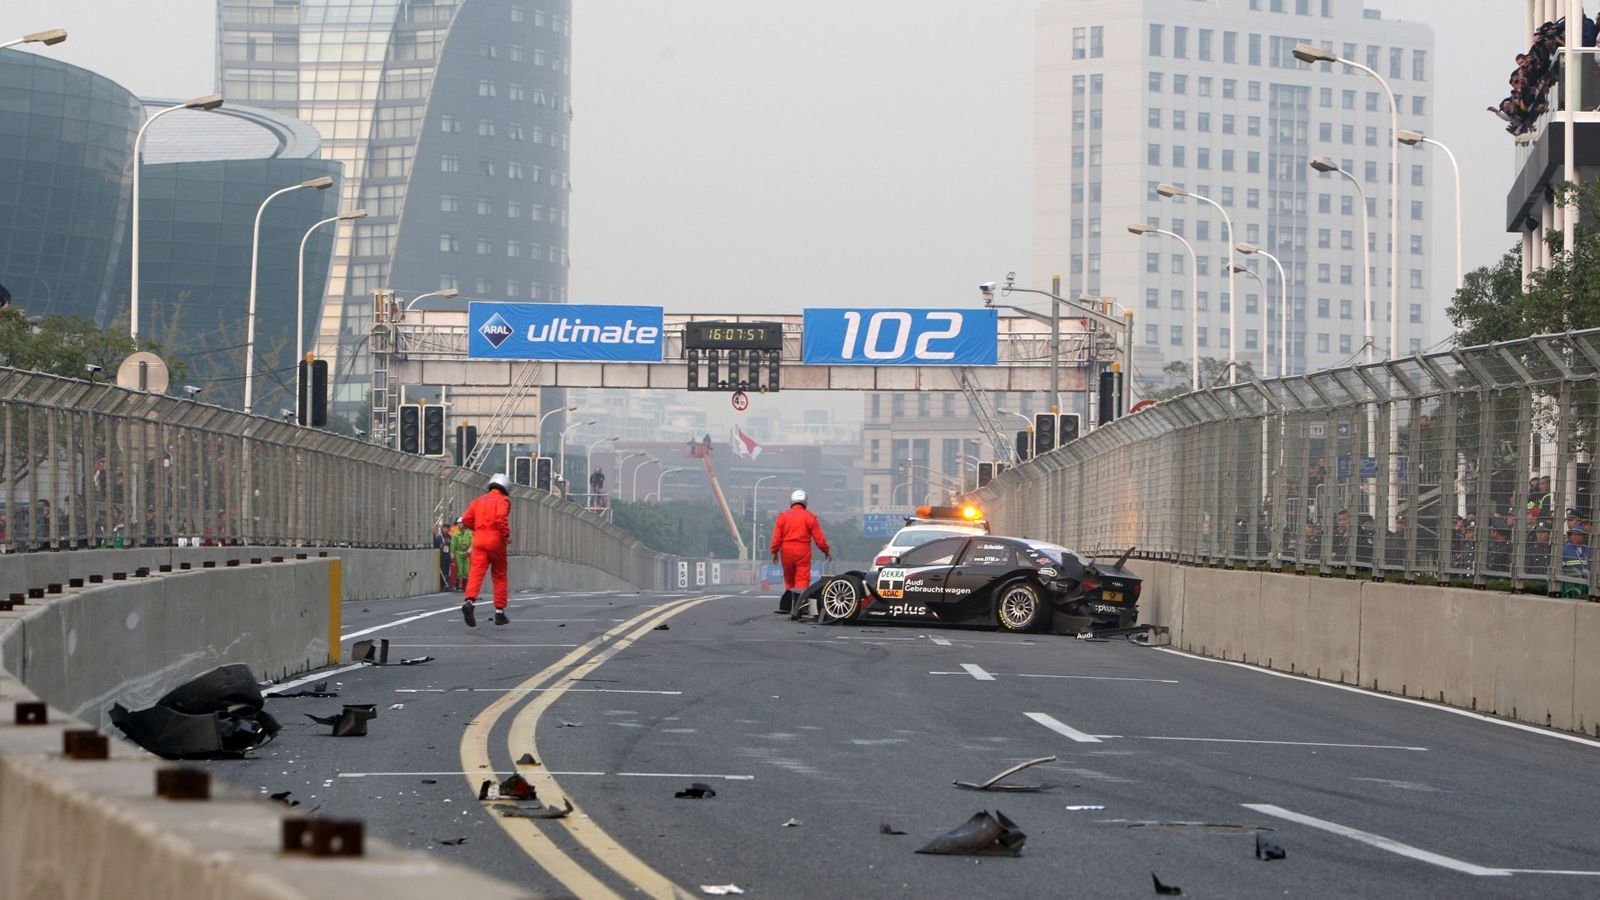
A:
[0, 308, 183, 380]
[1138, 357, 1257, 401]
[1450, 180, 1600, 346]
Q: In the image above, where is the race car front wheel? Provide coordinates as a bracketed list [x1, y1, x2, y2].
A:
[818, 575, 864, 623]
[996, 581, 1043, 632]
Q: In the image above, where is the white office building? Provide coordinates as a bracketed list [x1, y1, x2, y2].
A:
[1035, 0, 1436, 384]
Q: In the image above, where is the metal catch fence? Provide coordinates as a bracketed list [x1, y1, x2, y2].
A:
[0, 367, 671, 590]
[977, 329, 1600, 599]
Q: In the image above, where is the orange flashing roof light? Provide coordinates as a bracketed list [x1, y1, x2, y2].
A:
[915, 505, 932, 518]
[960, 505, 982, 521]
[916, 504, 985, 522]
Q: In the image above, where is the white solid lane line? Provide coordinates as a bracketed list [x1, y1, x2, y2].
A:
[263, 662, 368, 695]
[1156, 647, 1600, 751]
[1016, 673, 1179, 684]
[1133, 736, 1427, 751]
[1025, 711, 1103, 743]
[960, 663, 996, 681]
[341, 605, 461, 640]
[1241, 804, 1511, 877]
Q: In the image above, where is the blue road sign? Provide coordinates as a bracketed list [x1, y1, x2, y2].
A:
[802, 308, 998, 366]
[467, 302, 664, 361]
[863, 512, 909, 537]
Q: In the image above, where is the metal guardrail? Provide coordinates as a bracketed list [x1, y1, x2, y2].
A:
[976, 329, 1600, 598]
[0, 367, 671, 590]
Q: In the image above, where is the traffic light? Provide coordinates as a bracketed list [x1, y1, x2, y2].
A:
[1059, 412, 1081, 445]
[1015, 429, 1032, 462]
[1033, 413, 1056, 455]
[978, 462, 995, 487]
[297, 357, 328, 426]
[422, 404, 445, 456]
[397, 404, 421, 454]
[454, 424, 478, 467]
[1097, 370, 1123, 426]
[535, 456, 553, 492]
[514, 456, 533, 486]
[687, 349, 701, 390]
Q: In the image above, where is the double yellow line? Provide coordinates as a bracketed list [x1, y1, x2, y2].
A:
[458, 595, 722, 899]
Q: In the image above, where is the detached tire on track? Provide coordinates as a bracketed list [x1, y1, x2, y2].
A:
[995, 580, 1044, 632]
[818, 575, 864, 623]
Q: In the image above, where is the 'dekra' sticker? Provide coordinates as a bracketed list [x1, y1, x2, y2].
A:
[877, 567, 907, 600]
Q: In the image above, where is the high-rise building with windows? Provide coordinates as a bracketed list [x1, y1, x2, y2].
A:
[216, 0, 573, 420]
[1035, 0, 1434, 382]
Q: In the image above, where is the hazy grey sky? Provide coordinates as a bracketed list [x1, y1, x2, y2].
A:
[1, 0, 1524, 318]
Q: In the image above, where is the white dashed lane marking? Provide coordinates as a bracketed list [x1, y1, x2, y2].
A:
[1024, 712, 1103, 743]
[959, 663, 995, 681]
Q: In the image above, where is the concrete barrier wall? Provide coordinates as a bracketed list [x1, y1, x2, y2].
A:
[1, 560, 332, 726]
[1137, 561, 1600, 736]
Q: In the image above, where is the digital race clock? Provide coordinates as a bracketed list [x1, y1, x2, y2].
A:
[683, 321, 784, 352]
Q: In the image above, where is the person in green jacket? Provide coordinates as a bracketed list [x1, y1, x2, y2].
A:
[449, 516, 473, 592]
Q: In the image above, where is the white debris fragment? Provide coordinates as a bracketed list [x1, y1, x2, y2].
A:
[700, 886, 744, 896]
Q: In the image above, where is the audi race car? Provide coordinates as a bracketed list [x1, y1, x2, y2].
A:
[803, 519, 1143, 634]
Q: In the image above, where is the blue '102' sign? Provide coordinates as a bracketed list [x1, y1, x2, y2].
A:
[801, 308, 998, 366]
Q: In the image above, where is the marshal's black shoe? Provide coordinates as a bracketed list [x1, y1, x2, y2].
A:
[494, 609, 509, 626]
[462, 600, 477, 627]
[775, 590, 793, 614]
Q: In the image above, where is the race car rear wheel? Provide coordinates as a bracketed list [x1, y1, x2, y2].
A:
[818, 575, 864, 623]
[996, 581, 1043, 632]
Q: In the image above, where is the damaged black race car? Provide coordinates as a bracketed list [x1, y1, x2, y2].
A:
[801, 531, 1143, 634]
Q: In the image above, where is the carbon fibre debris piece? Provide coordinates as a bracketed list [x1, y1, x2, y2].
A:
[495, 798, 573, 819]
[516, 753, 538, 765]
[1152, 873, 1182, 895]
[1256, 834, 1287, 861]
[953, 756, 1058, 792]
[109, 664, 279, 759]
[498, 774, 538, 801]
[400, 656, 434, 665]
[915, 810, 1026, 857]
[879, 823, 908, 836]
[675, 782, 716, 799]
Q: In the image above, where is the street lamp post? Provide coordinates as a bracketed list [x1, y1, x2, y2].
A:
[1310, 158, 1373, 363]
[655, 467, 686, 503]
[1296, 43, 1400, 359]
[631, 456, 659, 502]
[402, 288, 461, 313]
[0, 28, 67, 50]
[1129, 224, 1200, 390]
[1229, 263, 1269, 375]
[1398, 130, 1463, 295]
[296, 208, 366, 421]
[246, 175, 334, 414]
[557, 418, 596, 488]
[1235, 243, 1290, 377]
[752, 474, 778, 561]
[132, 93, 224, 341]
[1158, 184, 1236, 381]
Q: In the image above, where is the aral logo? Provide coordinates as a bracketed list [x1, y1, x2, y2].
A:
[479, 312, 514, 348]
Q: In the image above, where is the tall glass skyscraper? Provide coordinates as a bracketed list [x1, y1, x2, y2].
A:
[216, 0, 574, 410]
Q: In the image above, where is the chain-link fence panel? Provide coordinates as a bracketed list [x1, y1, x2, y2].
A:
[0, 367, 671, 589]
[976, 330, 1600, 598]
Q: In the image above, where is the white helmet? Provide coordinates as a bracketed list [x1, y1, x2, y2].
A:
[489, 473, 512, 493]
[790, 489, 807, 505]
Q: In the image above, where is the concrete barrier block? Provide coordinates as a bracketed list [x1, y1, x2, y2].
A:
[1573, 603, 1600, 737]
[1360, 583, 1497, 710]
[1180, 566, 1263, 663]
[1491, 594, 1578, 731]
[1258, 575, 1361, 683]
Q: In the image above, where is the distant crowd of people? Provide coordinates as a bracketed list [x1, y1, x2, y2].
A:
[1490, 14, 1597, 135]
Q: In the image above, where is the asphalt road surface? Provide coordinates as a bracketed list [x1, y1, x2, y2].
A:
[198, 588, 1600, 899]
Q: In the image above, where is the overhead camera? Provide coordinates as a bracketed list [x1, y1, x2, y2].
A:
[182, 385, 203, 397]
[979, 281, 996, 295]
[85, 364, 103, 375]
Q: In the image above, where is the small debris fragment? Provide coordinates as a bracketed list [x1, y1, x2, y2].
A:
[1065, 805, 1106, 811]
[268, 791, 299, 807]
[879, 823, 908, 836]
[953, 756, 1058, 793]
[498, 774, 538, 801]
[478, 780, 494, 801]
[388, 704, 405, 711]
[516, 753, 538, 765]
[421, 779, 437, 785]
[1152, 873, 1182, 895]
[674, 783, 716, 799]
[699, 886, 744, 896]
[781, 818, 801, 828]
[437, 837, 467, 846]
[400, 656, 434, 666]
[558, 720, 582, 728]
[495, 798, 574, 819]
[916, 810, 1026, 857]
[654, 624, 670, 631]
[1255, 834, 1287, 861]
